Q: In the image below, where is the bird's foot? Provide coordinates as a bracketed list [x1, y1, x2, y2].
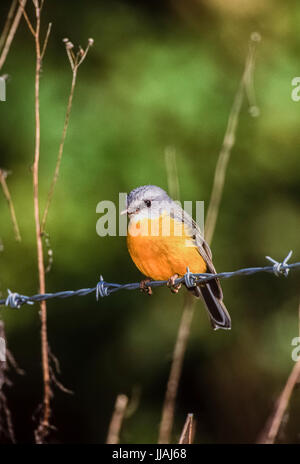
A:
[139, 279, 153, 296]
[167, 274, 181, 294]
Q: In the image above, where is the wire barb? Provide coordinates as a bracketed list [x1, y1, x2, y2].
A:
[5, 289, 33, 309]
[96, 275, 110, 299]
[265, 250, 293, 277]
[0, 252, 299, 309]
[184, 267, 197, 288]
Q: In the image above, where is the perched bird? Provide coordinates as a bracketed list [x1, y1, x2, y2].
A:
[122, 185, 231, 330]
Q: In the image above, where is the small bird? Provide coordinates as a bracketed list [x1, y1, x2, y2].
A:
[122, 185, 231, 330]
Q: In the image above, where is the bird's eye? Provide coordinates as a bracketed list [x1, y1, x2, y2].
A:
[144, 200, 151, 208]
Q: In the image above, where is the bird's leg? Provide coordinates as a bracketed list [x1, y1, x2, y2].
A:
[167, 274, 181, 294]
[139, 278, 153, 296]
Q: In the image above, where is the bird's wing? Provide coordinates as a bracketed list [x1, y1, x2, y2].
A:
[170, 202, 223, 299]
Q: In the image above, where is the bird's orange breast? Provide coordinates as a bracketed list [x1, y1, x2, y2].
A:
[127, 215, 206, 281]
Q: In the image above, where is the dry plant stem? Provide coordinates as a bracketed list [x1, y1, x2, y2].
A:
[0, 0, 18, 52]
[0, 321, 6, 390]
[41, 22, 52, 59]
[158, 294, 195, 444]
[165, 146, 180, 201]
[19, 0, 35, 36]
[205, 33, 260, 245]
[258, 358, 300, 444]
[124, 386, 141, 419]
[0, 320, 16, 443]
[0, 392, 15, 443]
[0, 0, 27, 71]
[0, 169, 21, 241]
[41, 37, 93, 232]
[258, 300, 300, 444]
[29, 0, 51, 440]
[41, 70, 77, 232]
[179, 413, 194, 444]
[106, 394, 129, 444]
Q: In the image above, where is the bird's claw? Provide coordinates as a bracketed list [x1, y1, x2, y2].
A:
[167, 274, 181, 294]
[139, 279, 153, 296]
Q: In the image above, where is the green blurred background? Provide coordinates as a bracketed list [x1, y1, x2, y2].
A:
[0, 0, 300, 444]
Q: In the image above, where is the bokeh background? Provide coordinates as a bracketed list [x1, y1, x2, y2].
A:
[0, 0, 300, 444]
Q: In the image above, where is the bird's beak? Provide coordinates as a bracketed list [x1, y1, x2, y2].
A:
[120, 209, 128, 216]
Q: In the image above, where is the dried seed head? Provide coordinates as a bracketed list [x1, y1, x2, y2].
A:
[251, 32, 261, 42]
[66, 41, 74, 50]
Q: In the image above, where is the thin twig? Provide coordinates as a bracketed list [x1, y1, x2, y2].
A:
[179, 413, 194, 444]
[165, 146, 180, 201]
[0, 0, 18, 52]
[23, 0, 52, 443]
[106, 394, 129, 444]
[43, 232, 53, 273]
[18, 0, 35, 37]
[41, 67, 76, 232]
[40, 22, 51, 59]
[124, 386, 141, 419]
[0, 392, 15, 443]
[257, 300, 300, 444]
[0, 169, 21, 242]
[0, 0, 28, 71]
[158, 293, 195, 443]
[22, 23, 93, 442]
[6, 350, 25, 376]
[257, 358, 300, 444]
[41, 37, 93, 232]
[0, 321, 15, 444]
[48, 346, 73, 395]
[0, 320, 24, 443]
[205, 32, 261, 245]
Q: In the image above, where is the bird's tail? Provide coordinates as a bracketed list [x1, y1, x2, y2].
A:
[190, 282, 231, 330]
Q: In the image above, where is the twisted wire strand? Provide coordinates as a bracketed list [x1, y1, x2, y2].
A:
[0, 251, 299, 309]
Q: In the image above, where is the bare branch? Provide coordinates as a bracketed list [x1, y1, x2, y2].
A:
[18, 0, 35, 36]
[63, 38, 75, 70]
[205, 32, 261, 245]
[0, 0, 18, 52]
[0, 320, 24, 443]
[106, 394, 129, 444]
[158, 294, 195, 443]
[258, 358, 300, 444]
[77, 38, 94, 66]
[6, 350, 25, 376]
[179, 413, 194, 444]
[0, 392, 15, 443]
[41, 37, 94, 232]
[28, 0, 51, 442]
[165, 146, 180, 201]
[0, 0, 28, 71]
[257, 300, 300, 444]
[0, 169, 22, 242]
[124, 386, 141, 419]
[41, 22, 52, 59]
[19, 0, 35, 37]
[41, 68, 76, 231]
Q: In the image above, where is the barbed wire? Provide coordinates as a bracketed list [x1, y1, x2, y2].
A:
[0, 251, 299, 310]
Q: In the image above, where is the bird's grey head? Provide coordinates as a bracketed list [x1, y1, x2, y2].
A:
[123, 185, 173, 219]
